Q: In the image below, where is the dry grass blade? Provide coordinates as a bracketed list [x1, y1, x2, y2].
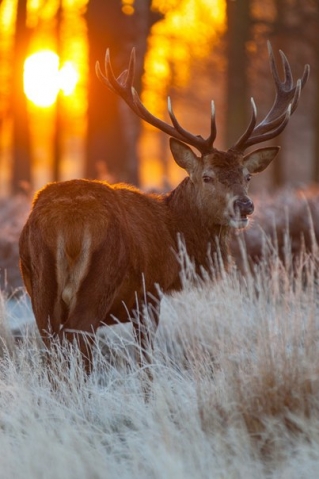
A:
[1, 232, 319, 477]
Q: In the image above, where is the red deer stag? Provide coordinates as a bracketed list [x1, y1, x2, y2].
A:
[19, 43, 309, 370]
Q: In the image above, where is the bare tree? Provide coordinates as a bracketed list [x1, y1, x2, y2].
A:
[225, 0, 252, 147]
[85, 0, 160, 185]
[53, 1, 63, 183]
[10, 0, 32, 194]
[252, 0, 319, 185]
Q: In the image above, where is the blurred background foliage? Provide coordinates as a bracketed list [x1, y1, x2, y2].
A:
[0, 0, 318, 195]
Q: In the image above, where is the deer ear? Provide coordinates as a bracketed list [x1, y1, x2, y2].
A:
[243, 146, 280, 174]
[169, 138, 199, 173]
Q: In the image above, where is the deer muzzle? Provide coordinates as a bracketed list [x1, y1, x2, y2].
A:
[234, 197, 254, 216]
[230, 196, 254, 228]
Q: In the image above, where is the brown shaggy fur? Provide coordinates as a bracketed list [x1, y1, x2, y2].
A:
[19, 139, 275, 369]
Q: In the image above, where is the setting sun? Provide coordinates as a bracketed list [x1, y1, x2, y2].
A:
[24, 50, 79, 107]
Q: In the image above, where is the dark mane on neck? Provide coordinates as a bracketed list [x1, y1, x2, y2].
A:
[165, 177, 232, 274]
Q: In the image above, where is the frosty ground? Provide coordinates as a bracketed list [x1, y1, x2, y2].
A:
[1, 244, 319, 479]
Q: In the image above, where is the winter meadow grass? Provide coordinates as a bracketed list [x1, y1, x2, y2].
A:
[1, 235, 319, 479]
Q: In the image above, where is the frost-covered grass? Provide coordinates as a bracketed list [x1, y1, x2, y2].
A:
[232, 185, 319, 269]
[0, 194, 30, 294]
[1, 244, 319, 479]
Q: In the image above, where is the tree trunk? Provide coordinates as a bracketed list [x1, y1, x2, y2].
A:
[11, 0, 32, 195]
[53, 2, 63, 183]
[269, 0, 286, 188]
[85, 0, 157, 185]
[307, 6, 319, 183]
[313, 60, 319, 183]
[225, 0, 251, 148]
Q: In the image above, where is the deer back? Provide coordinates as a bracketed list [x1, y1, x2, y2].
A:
[19, 179, 179, 334]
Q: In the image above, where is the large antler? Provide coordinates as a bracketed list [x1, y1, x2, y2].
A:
[96, 44, 310, 156]
[96, 48, 217, 154]
[231, 42, 310, 152]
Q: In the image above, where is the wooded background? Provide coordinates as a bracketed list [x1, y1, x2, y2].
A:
[0, 0, 318, 195]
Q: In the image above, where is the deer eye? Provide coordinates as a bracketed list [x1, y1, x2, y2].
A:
[203, 175, 214, 184]
[246, 174, 252, 182]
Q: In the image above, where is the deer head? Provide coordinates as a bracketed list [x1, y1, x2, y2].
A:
[96, 43, 309, 229]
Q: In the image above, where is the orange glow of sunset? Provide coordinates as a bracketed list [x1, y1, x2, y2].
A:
[139, 0, 226, 188]
[143, 0, 226, 118]
[24, 50, 79, 107]
[0, 0, 227, 191]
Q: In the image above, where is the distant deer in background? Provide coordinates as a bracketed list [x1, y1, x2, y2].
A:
[19, 43, 309, 371]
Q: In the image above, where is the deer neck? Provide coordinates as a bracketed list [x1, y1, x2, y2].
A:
[165, 177, 232, 271]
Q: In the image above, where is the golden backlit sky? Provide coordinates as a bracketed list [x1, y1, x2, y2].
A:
[0, 0, 225, 190]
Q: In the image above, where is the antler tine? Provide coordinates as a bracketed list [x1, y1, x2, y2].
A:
[277, 48, 293, 89]
[300, 63, 310, 89]
[244, 104, 292, 148]
[167, 98, 218, 150]
[230, 98, 257, 152]
[97, 48, 217, 154]
[231, 42, 310, 152]
[207, 101, 217, 148]
[126, 47, 136, 87]
[166, 97, 210, 151]
[130, 89, 204, 150]
[291, 66, 309, 113]
[95, 50, 113, 91]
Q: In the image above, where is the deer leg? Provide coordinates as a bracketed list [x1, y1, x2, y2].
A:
[131, 291, 160, 369]
[59, 299, 115, 374]
[60, 328, 95, 374]
[57, 241, 130, 373]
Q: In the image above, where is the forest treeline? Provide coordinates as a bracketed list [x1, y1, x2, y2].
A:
[0, 0, 318, 194]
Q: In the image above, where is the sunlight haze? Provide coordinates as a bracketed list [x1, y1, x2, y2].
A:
[24, 50, 78, 107]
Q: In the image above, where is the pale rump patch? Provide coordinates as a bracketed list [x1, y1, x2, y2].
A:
[57, 228, 92, 311]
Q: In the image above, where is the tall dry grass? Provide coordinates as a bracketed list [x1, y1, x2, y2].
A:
[0, 194, 31, 294]
[1, 239, 319, 478]
[232, 185, 319, 271]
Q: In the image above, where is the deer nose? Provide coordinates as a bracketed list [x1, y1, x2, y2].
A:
[233, 197, 254, 216]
